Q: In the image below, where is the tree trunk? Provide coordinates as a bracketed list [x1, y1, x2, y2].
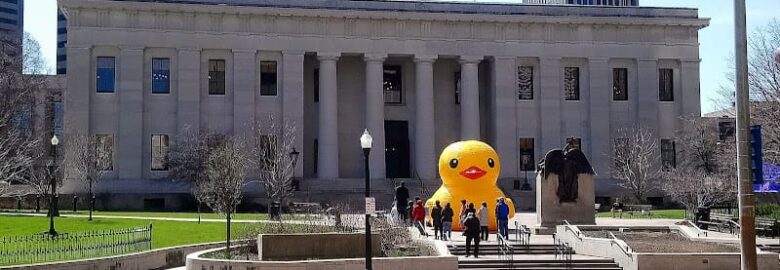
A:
[197, 202, 201, 224]
[88, 180, 93, 221]
[226, 212, 232, 259]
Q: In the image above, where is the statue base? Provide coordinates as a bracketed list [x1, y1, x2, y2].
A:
[535, 173, 595, 232]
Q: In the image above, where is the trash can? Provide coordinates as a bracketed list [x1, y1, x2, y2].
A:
[270, 201, 281, 220]
[695, 207, 711, 230]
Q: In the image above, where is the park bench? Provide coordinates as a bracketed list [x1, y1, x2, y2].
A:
[624, 204, 652, 217]
[756, 217, 780, 238]
[289, 202, 322, 214]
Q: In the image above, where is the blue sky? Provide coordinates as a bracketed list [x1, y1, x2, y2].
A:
[24, 0, 778, 113]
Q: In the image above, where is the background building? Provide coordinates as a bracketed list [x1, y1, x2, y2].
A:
[57, 10, 67, 75]
[59, 0, 707, 210]
[0, 0, 22, 34]
[523, 0, 639, 6]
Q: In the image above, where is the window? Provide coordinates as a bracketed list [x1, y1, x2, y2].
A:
[313, 68, 319, 102]
[519, 138, 535, 171]
[566, 137, 582, 150]
[313, 139, 318, 174]
[718, 121, 736, 141]
[454, 71, 461, 104]
[517, 66, 534, 100]
[659, 68, 674, 101]
[96, 134, 114, 171]
[612, 68, 628, 100]
[11, 102, 32, 137]
[96, 57, 116, 93]
[151, 134, 170, 171]
[661, 139, 676, 170]
[613, 138, 628, 168]
[564, 67, 580, 100]
[258, 135, 277, 170]
[152, 58, 170, 94]
[383, 65, 402, 104]
[208, 59, 226, 95]
[48, 100, 63, 139]
[260, 61, 278, 96]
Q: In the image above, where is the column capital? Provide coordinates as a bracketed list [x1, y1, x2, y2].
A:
[459, 55, 483, 64]
[414, 55, 438, 63]
[231, 49, 257, 54]
[282, 50, 305, 56]
[637, 58, 658, 63]
[364, 53, 387, 62]
[178, 47, 201, 52]
[118, 46, 144, 52]
[317, 52, 341, 61]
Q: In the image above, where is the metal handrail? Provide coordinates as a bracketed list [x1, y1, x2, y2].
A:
[685, 220, 708, 237]
[552, 234, 573, 265]
[562, 219, 583, 239]
[497, 233, 514, 269]
[514, 220, 531, 247]
[608, 232, 634, 259]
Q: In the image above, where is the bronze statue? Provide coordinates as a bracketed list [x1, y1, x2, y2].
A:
[539, 146, 595, 203]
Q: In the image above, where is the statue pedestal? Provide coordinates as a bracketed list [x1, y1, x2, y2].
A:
[534, 173, 595, 234]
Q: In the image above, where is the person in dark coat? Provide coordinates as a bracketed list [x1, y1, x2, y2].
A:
[395, 181, 410, 222]
[441, 202, 454, 241]
[431, 200, 443, 240]
[463, 212, 481, 258]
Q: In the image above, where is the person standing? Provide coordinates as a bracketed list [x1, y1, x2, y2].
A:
[463, 212, 481, 258]
[496, 197, 510, 239]
[431, 200, 443, 240]
[395, 182, 410, 222]
[442, 202, 454, 241]
[477, 202, 489, 241]
[458, 200, 468, 226]
[412, 199, 429, 237]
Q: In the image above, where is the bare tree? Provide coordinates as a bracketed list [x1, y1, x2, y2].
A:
[249, 115, 297, 220]
[610, 127, 659, 203]
[0, 33, 47, 186]
[201, 135, 247, 258]
[63, 134, 111, 221]
[660, 117, 737, 212]
[168, 128, 212, 223]
[715, 19, 780, 164]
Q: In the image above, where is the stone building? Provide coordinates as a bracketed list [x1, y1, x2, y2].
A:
[58, 0, 708, 210]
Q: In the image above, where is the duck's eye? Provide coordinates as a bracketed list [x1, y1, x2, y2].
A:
[449, 159, 458, 169]
[487, 158, 495, 168]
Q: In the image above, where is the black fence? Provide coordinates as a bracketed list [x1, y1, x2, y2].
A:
[0, 225, 152, 266]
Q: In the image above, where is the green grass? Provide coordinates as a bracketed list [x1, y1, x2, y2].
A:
[0, 215, 227, 249]
[596, 209, 687, 219]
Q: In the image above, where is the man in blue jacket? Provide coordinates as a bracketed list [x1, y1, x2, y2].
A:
[496, 197, 510, 239]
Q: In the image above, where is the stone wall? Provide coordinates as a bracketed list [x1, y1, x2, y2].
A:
[258, 233, 382, 260]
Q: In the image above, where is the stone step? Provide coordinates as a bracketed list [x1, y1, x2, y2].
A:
[458, 259, 616, 264]
[457, 267, 622, 270]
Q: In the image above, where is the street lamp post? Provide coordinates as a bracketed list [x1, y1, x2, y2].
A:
[289, 148, 300, 192]
[734, 1, 756, 269]
[48, 135, 60, 236]
[359, 129, 373, 270]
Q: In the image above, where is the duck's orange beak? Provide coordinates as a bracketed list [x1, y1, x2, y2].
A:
[460, 166, 486, 180]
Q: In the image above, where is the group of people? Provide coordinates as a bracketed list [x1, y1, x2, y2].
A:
[393, 182, 512, 258]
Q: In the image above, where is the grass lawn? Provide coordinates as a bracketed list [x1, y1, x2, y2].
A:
[596, 209, 687, 219]
[0, 215, 228, 249]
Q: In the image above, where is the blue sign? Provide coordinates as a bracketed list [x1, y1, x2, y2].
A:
[755, 164, 780, 192]
[751, 125, 764, 184]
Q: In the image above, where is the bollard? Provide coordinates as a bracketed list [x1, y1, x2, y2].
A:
[16, 197, 22, 210]
[35, 195, 40, 212]
[73, 195, 78, 212]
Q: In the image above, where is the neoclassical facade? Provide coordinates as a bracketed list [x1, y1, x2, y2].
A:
[59, 0, 708, 210]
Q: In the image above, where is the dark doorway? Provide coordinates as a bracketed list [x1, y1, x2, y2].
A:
[385, 121, 410, 178]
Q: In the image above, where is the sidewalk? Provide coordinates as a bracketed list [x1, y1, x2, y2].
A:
[0, 211, 331, 225]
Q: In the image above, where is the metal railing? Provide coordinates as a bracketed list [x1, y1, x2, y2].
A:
[0, 225, 153, 266]
[515, 221, 531, 247]
[685, 220, 709, 238]
[496, 233, 514, 269]
[552, 233, 573, 266]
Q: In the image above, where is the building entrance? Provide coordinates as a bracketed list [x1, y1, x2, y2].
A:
[385, 121, 410, 178]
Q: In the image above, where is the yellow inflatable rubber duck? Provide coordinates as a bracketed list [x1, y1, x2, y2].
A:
[426, 140, 515, 231]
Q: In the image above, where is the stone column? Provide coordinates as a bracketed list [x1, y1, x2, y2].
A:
[414, 55, 437, 180]
[118, 47, 144, 179]
[589, 58, 611, 178]
[680, 59, 701, 117]
[491, 56, 518, 178]
[283, 51, 306, 177]
[317, 53, 340, 179]
[232, 50, 256, 140]
[64, 46, 91, 137]
[459, 56, 482, 140]
[637, 59, 659, 134]
[177, 48, 201, 135]
[364, 53, 387, 179]
[540, 57, 561, 152]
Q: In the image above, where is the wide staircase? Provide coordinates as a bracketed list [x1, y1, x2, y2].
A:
[449, 243, 623, 270]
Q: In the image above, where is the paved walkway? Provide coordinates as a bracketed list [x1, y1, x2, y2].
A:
[0, 211, 333, 225]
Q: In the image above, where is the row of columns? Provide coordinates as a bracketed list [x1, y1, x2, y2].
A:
[315, 53, 483, 180]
